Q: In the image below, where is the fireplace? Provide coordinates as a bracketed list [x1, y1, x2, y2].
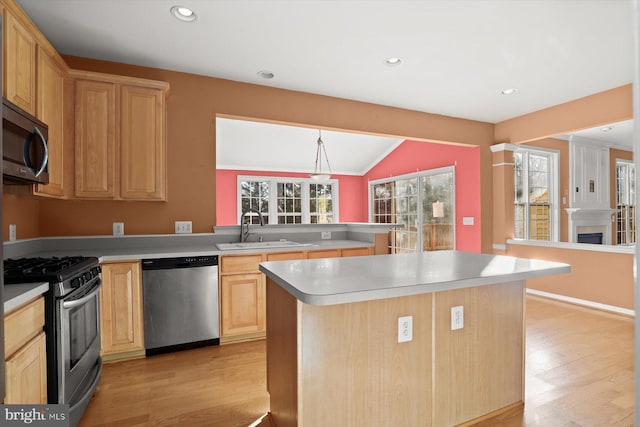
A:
[577, 232, 603, 244]
[565, 208, 615, 245]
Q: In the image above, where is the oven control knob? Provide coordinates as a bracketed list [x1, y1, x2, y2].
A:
[71, 277, 83, 288]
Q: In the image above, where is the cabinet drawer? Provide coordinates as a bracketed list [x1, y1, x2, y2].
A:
[5, 297, 45, 358]
[220, 254, 263, 274]
[307, 249, 341, 259]
[341, 247, 373, 257]
[265, 251, 305, 262]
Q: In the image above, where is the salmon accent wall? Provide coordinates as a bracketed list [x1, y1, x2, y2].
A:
[215, 170, 366, 225]
[507, 244, 633, 311]
[216, 139, 481, 252]
[2, 55, 495, 250]
[364, 140, 481, 252]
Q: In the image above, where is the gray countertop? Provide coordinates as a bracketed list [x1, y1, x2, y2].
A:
[28, 239, 372, 262]
[2, 237, 373, 314]
[259, 250, 570, 306]
[4, 282, 49, 313]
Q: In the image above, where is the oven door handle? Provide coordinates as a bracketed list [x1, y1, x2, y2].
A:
[62, 281, 102, 310]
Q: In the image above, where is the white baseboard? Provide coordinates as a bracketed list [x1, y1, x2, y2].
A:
[526, 288, 635, 317]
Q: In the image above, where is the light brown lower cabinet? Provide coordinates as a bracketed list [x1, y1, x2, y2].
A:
[100, 261, 145, 360]
[4, 297, 47, 404]
[5, 332, 47, 404]
[220, 273, 265, 339]
[219, 246, 374, 344]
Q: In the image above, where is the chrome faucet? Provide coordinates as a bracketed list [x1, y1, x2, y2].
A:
[239, 208, 264, 242]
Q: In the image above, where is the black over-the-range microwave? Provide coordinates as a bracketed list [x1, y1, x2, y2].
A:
[2, 97, 49, 185]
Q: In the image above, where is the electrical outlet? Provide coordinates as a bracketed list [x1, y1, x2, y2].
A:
[451, 306, 464, 330]
[321, 231, 331, 240]
[398, 315, 413, 343]
[112, 222, 124, 236]
[175, 221, 193, 234]
[9, 224, 16, 241]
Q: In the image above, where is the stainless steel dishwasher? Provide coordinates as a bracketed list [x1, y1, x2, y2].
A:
[141, 255, 219, 355]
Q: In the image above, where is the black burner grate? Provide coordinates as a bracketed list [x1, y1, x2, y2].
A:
[4, 256, 98, 284]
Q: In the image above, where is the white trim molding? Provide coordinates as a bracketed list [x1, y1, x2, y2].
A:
[526, 288, 634, 317]
[490, 143, 520, 153]
[507, 238, 635, 254]
[492, 243, 508, 251]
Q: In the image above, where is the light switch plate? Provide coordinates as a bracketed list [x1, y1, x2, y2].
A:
[112, 222, 124, 236]
[462, 217, 474, 226]
[321, 231, 331, 240]
[175, 221, 193, 234]
[9, 224, 16, 241]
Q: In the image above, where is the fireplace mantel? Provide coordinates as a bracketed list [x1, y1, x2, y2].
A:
[565, 208, 616, 244]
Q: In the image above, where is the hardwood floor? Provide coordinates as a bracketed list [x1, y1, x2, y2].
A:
[79, 340, 269, 427]
[79, 295, 633, 426]
[474, 296, 634, 427]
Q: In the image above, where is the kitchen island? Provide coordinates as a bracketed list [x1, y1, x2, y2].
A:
[259, 251, 570, 427]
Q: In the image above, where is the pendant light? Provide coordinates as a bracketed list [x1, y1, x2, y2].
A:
[310, 129, 332, 181]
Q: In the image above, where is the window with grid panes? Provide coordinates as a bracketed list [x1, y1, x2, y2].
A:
[513, 149, 557, 241]
[239, 180, 270, 224]
[277, 182, 302, 224]
[309, 183, 334, 224]
[237, 176, 338, 224]
[370, 167, 454, 253]
[615, 160, 636, 244]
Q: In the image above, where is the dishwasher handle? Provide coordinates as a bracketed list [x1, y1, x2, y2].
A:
[142, 255, 218, 270]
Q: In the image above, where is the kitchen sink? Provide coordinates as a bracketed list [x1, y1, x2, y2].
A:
[216, 240, 314, 250]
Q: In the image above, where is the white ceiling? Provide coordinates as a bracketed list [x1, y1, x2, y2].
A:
[16, 0, 635, 172]
[560, 120, 634, 150]
[17, 0, 633, 124]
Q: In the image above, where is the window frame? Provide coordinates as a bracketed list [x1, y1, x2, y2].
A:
[236, 175, 339, 224]
[615, 159, 636, 244]
[368, 166, 456, 253]
[513, 146, 560, 242]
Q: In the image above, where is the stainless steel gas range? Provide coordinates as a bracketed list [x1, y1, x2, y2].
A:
[4, 256, 102, 426]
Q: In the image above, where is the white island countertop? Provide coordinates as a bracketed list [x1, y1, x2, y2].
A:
[259, 250, 570, 306]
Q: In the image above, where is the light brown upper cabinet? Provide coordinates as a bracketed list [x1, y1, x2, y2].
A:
[4, 7, 37, 115]
[34, 46, 67, 198]
[74, 78, 117, 198]
[120, 85, 166, 200]
[2, 0, 70, 199]
[72, 70, 169, 201]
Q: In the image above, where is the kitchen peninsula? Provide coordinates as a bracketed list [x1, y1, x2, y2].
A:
[260, 251, 570, 427]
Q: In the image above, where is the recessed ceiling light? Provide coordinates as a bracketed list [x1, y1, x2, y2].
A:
[257, 70, 275, 79]
[601, 126, 614, 132]
[171, 6, 196, 22]
[386, 57, 403, 66]
[501, 88, 518, 95]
